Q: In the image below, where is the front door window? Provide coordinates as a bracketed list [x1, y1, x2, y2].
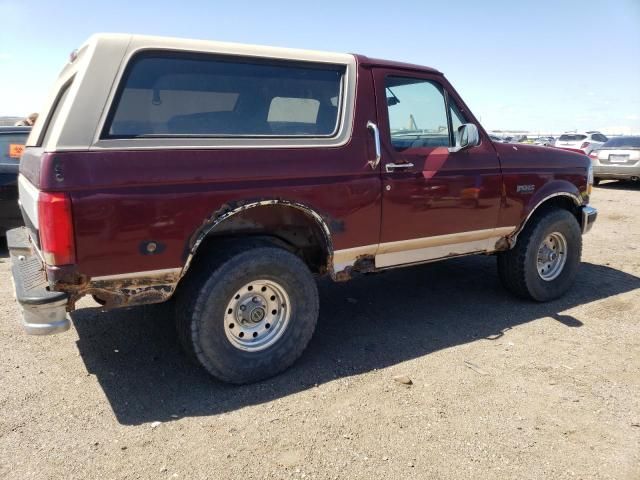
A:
[385, 77, 450, 151]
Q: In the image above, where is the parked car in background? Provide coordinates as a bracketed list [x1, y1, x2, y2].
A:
[555, 131, 608, 154]
[589, 136, 640, 184]
[0, 126, 30, 236]
[534, 136, 555, 146]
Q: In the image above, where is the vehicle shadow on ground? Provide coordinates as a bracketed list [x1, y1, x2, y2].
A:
[596, 180, 640, 191]
[71, 256, 640, 425]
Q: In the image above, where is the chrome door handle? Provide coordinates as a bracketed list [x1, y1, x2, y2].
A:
[385, 162, 414, 172]
[367, 121, 381, 170]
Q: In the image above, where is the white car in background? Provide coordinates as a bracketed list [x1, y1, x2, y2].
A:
[554, 131, 608, 154]
[534, 136, 555, 146]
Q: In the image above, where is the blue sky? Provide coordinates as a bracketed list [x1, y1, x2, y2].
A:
[1, 0, 639, 133]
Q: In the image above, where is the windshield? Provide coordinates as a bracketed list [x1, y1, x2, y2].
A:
[601, 136, 640, 149]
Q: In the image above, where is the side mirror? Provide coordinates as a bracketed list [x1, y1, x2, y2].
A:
[449, 123, 480, 153]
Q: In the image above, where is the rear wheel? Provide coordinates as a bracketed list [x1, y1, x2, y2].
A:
[176, 245, 319, 384]
[497, 209, 582, 302]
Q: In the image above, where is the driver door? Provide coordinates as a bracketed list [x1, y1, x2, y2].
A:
[372, 69, 503, 267]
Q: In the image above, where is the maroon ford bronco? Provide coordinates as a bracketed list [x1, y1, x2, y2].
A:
[9, 34, 597, 383]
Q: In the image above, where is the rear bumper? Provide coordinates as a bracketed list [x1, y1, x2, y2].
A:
[581, 205, 597, 234]
[593, 163, 640, 180]
[7, 227, 70, 335]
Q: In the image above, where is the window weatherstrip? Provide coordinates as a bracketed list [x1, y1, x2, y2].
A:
[443, 88, 455, 147]
[37, 76, 75, 147]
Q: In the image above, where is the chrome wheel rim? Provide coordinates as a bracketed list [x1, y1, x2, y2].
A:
[536, 232, 567, 281]
[224, 279, 291, 352]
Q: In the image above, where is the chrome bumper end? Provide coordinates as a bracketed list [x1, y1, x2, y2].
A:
[581, 205, 597, 234]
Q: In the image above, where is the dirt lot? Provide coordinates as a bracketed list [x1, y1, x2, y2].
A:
[1, 182, 639, 480]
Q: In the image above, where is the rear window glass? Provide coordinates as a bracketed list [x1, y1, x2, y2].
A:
[559, 134, 587, 141]
[602, 136, 640, 148]
[105, 53, 345, 138]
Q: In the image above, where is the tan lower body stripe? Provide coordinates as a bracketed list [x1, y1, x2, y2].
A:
[333, 227, 516, 272]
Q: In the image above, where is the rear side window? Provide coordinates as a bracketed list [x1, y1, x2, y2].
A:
[592, 133, 608, 142]
[104, 52, 345, 138]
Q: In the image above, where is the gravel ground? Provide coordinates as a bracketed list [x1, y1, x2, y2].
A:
[1, 181, 639, 480]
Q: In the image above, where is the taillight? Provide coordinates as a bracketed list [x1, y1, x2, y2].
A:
[580, 142, 591, 149]
[37, 192, 75, 265]
[589, 151, 598, 159]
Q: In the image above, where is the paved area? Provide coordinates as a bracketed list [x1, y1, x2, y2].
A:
[1, 181, 639, 479]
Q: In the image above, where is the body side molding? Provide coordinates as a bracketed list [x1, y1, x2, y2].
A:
[332, 227, 517, 274]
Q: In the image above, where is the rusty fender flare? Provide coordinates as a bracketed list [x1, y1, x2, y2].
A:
[180, 199, 336, 280]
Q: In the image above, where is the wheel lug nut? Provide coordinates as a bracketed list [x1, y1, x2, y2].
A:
[240, 305, 246, 311]
[252, 296, 260, 303]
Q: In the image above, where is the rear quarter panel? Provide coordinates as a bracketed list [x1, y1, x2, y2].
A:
[31, 64, 380, 279]
[50, 146, 379, 278]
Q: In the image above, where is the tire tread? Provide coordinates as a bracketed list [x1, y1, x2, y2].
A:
[498, 208, 582, 302]
[175, 241, 318, 384]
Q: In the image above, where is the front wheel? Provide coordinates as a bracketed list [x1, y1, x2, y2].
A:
[497, 209, 582, 302]
[176, 245, 319, 384]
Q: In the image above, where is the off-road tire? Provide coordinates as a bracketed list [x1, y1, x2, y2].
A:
[175, 244, 319, 384]
[497, 209, 582, 302]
